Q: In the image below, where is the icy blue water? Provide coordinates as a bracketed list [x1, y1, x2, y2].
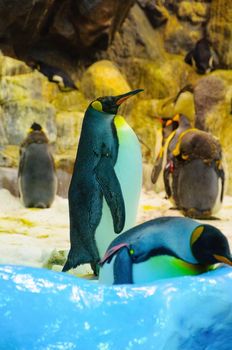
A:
[0, 265, 231, 349]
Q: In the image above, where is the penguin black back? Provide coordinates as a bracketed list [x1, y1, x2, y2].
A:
[30, 60, 77, 91]
[185, 38, 218, 74]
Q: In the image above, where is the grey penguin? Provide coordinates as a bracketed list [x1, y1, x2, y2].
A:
[18, 122, 57, 208]
[62, 89, 143, 274]
[99, 216, 232, 284]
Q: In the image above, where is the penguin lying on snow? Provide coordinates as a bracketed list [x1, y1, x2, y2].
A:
[30, 60, 77, 91]
[185, 38, 219, 74]
[99, 216, 232, 285]
[18, 122, 57, 208]
[151, 114, 225, 219]
[62, 89, 143, 274]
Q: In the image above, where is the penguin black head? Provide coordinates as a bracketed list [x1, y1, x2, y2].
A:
[30, 122, 42, 132]
[191, 225, 232, 266]
[91, 89, 144, 115]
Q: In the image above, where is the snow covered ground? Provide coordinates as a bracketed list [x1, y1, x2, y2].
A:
[0, 188, 231, 274]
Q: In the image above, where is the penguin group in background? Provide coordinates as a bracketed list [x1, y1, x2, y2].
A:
[62, 89, 143, 274]
[99, 216, 232, 284]
[30, 60, 77, 91]
[151, 114, 225, 219]
[185, 38, 219, 74]
[18, 122, 57, 208]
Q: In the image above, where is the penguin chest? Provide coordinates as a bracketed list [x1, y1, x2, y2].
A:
[114, 116, 143, 226]
[95, 116, 142, 258]
[132, 256, 209, 283]
[99, 255, 209, 285]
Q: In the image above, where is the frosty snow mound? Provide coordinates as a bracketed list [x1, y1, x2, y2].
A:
[0, 265, 232, 349]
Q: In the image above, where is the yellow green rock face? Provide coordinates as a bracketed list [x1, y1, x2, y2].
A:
[207, 0, 232, 68]
[80, 60, 131, 100]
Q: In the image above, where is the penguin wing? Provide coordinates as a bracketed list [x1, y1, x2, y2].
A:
[151, 154, 163, 184]
[217, 167, 225, 202]
[163, 161, 173, 198]
[113, 246, 133, 284]
[184, 50, 193, 66]
[18, 147, 26, 178]
[95, 155, 125, 233]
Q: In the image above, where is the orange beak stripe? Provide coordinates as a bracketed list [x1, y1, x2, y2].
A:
[165, 120, 173, 127]
[116, 95, 131, 106]
[213, 254, 232, 266]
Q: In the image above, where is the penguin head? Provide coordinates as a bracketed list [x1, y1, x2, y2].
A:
[24, 122, 49, 144]
[91, 89, 144, 115]
[191, 225, 232, 266]
[30, 122, 42, 132]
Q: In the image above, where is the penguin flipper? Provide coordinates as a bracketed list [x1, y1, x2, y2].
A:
[95, 156, 125, 233]
[151, 155, 163, 184]
[163, 162, 172, 198]
[113, 246, 133, 284]
[185, 51, 193, 66]
[18, 148, 26, 178]
[218, 167, 225, 202]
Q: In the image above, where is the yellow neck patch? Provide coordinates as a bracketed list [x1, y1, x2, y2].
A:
[191, 226, 204, 246]
[114, 115, 128, 128]
[92, 100, 103, 112]
[172, 128, 199, 157]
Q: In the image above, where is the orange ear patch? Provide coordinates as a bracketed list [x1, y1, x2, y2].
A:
[213, 254, 232, 266]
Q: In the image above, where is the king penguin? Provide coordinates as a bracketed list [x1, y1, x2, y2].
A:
[62, 89, 143, 274]
[18, 122, 57, 208]
[99, 216, 232, 284]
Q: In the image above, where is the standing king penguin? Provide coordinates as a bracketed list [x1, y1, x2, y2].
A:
[18, 122, 57, 208]
[63, 89, 143, 273]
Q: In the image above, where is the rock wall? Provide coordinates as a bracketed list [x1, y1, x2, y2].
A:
[0, 0, 231, 195]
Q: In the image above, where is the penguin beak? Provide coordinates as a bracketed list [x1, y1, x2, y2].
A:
[115, 89, 144, 106]
[213, 254, 232, 266]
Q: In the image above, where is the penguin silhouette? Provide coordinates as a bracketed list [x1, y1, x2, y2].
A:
[30, 60, 77, 91]
[99, 216, 232, 284]
[18, 122, 57, 208]
[185, 38, 219, 74]
[62, 89, 143, 274]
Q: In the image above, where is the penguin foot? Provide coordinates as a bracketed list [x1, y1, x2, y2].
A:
[62, 248, 100, 273]
[34, 202, 48, 209]
[182, 208, 212, 220]
[27, 202, 48, 209]
[62, 249, 83, 272]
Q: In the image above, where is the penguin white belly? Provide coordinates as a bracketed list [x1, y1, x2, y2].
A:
[99, 255, 209, 285]
[95, 115, 142, 258]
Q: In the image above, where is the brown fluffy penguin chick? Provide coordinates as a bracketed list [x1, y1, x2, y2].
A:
[169, 129, 224, 219]
[18, 123, 57, 208]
